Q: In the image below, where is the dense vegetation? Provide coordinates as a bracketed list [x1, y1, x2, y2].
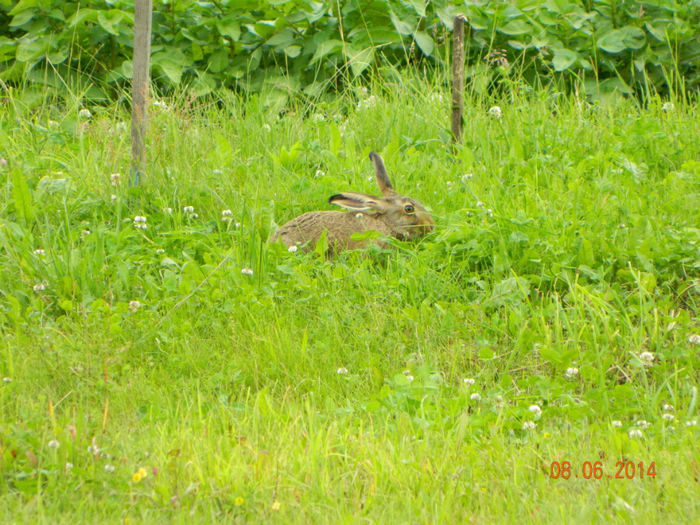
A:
[0, 76, 698, 520]
[1, 0, 699, 101]
[1, 0, 699, 522]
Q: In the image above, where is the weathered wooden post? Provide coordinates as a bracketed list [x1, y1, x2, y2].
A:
[131, 0, 153, 186]
[451, 15, 467, 150]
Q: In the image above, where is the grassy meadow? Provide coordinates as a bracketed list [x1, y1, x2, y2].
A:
[0, 78, 699, 522]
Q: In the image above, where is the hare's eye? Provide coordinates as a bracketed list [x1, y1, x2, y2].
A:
[404, 204, 415, 214]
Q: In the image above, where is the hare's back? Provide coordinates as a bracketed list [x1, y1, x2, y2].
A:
[271, 211, 389, 251]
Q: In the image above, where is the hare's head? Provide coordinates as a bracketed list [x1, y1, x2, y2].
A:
[328, 152, 434, 240]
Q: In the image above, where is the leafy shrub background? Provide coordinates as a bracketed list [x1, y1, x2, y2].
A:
[0, 0, 698, 100]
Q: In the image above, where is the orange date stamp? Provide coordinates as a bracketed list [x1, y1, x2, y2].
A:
[549, 461, 656, 480]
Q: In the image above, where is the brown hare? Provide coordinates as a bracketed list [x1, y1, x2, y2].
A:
[270, 152, 434, 253]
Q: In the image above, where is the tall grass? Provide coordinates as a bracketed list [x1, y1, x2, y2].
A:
[0, 75, 698, 522]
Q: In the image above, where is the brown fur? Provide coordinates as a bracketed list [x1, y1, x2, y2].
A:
[270, 152, 434, 253]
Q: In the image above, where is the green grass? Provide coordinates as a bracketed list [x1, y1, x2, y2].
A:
[0, 78, 699, 523]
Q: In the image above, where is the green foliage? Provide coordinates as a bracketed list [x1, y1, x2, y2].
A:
[1, 0, 698, 100]
[0, 81, 699, 520]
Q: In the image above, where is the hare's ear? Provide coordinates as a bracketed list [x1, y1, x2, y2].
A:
[369, 152, 396, 196]
[329, 192, 389, 213]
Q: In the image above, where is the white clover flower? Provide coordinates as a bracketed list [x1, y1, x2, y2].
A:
[2, 377, 11, 383]
[33, 249, 46, 256]
[662, 413, 674, 421]
[661, 102, 675, 112]
[221, 209, 233, 221]
[565, 367, 579, 378]
[639, 352, 655, 365]
[475, 200, 485, 208]
[315, 170, 325, 178]
[406, 375, 415, 383]
[337, 367, 348, 375]
[87, 444, 99, 454]
[636, 420, 650, 429]
[522, 421, 536, 430]
[288, 245, 298, 253]
[488, 106, 502, 118]
[152, 100, 168, 110]
[663, 403, 674, 411]
[686, 420, 697, 427]
[528, 404, 542, 417]
[470, 393, 481, 402]
[165, 207, 173, 214]
[688, 334, 700, 345]
[628, 429, 643, 438]
[357, 95, 377, 111]
[262, 124, 272, 132]
[235, 222, 241, 228]
[463, 378, 475, 386]
[33, 281, 48, 292]
[612, 420, 622, 428]
[104, 464, 115, 472]
[183, 206, 195, 214]
[133, 216, 147, 230]
[78, 108, 92, 119]
[241, 268, 254, 276]
[65, 462, 74, 471]
[461, 173, 473, 182]
[110, 194, 117, 202]
[128, 300, 141, 312]
[48, 439, 60, 449]
[110, 173, 121, 186]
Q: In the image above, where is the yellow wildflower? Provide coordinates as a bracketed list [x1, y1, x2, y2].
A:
[132, 467, 148, 483]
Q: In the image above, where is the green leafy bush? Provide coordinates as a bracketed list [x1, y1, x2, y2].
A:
[0, 0, 698, 99]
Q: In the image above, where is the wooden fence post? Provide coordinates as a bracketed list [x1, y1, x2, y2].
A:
[451, 15, 467, 150]
[131, 0, 153, 186]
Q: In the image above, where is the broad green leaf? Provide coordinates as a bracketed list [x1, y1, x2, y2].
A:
[15, 38, 47, 63]
[598, 26, 646, 53]
[346, 46, 374, 76]
[413, 31, 434, 57]
[208, 50, 229, 73]
[152, 50, 189, 85]
[11, 170, 35, 224]
[266, 28, 295, 48]
[284, 45, 301, 58]
[310, 39, 343, 64]
[68, 8, 98, 27]
[9, 9, 34, 27]
[404, 0, 426, 17]
[551, 48, 578, 71]
[498, 19, 531, 36]
[390, 10, 414, 36]
[217, 18, 241, 41]
[8, 0, 41, 15]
